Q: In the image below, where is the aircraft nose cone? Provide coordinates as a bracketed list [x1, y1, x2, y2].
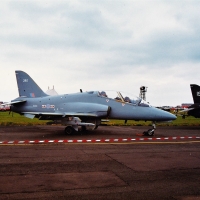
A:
[160, 109, 177, 121]
[168, 112, 177, 120]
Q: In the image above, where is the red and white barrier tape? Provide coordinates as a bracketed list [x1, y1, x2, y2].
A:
[0, 136, 200, 145]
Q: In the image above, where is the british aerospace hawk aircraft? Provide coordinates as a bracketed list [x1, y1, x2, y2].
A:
[5, 71, 176, 136]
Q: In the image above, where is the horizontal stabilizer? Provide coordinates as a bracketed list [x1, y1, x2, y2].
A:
[1, 100, 26, 106]
[179, 108, 194, 113]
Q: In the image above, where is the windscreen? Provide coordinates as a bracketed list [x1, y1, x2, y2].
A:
[98, 90, 146, 105]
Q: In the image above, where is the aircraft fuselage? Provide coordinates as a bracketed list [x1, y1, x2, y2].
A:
[11, 91, 176, 122]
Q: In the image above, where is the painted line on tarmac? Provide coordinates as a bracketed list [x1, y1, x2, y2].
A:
[0, 136, 200, 145]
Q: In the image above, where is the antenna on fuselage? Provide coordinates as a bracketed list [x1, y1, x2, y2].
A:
[80, 89, 83, 93]
[139, 86, 148, 101]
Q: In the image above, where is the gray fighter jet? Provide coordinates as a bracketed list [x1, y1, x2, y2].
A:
[5, 71, 176, 136]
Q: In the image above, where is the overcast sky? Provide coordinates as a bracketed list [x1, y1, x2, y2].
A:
[1, 0, 200, 106]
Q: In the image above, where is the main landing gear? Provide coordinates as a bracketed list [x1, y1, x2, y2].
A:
[143, 123, 156, 136]
[63, 118, 101, 135]
[64, 125, 98, 135]
[65, 126, 75, 135]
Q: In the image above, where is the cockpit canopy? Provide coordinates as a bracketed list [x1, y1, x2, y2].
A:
[97, 90, 151, 107]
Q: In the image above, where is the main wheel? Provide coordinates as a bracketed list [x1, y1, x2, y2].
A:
[65, 126, 74, 135]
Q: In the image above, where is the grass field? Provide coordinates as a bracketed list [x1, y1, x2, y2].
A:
[0, 111, 49, 126]
[1, 111, 200, 126]
[102, 116, 200, 126]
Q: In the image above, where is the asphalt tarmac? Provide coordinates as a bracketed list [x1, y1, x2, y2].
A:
[0, 125, 200, 200]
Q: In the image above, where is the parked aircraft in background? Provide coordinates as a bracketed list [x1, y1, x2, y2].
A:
[3, 71, 176, 136]
[0, 102, 10, 111]
[180, 84, 200, 118]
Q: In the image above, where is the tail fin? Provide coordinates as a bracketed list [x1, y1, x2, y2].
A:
[190, 84, 200, 103]
[15, 70, 48, 98]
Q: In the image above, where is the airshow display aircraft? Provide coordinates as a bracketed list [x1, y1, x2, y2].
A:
[3, 71, 176, 136]
[180, 84, 200, 118]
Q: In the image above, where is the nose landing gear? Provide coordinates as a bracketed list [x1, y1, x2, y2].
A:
[143, 122, 156, 136]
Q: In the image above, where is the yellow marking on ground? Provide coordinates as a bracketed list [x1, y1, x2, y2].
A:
[0, 140, 200, 146]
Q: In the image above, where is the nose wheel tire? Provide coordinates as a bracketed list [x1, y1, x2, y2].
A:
[65, 126, 74, 135]
[148, 129, 154, 136]
[143, 129, 154, 136]
[143, 122, 156, 136]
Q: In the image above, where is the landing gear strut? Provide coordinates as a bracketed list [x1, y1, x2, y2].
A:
[143, 122, 156, 136]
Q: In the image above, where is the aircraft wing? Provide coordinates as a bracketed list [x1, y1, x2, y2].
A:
[22, 112, 99, 117]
